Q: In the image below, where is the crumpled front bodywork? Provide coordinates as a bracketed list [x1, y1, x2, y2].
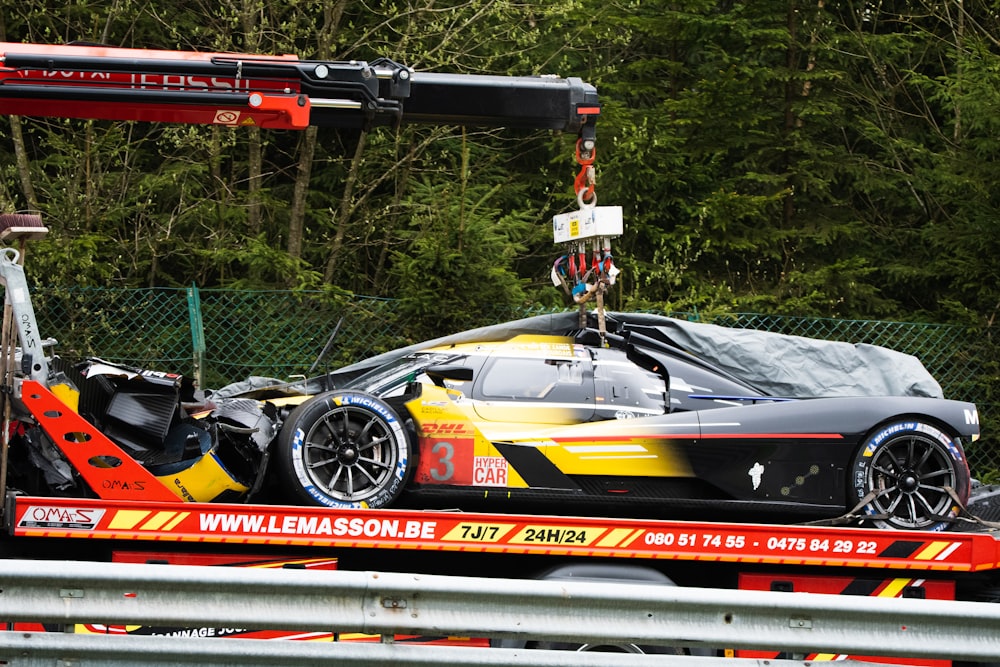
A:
[11, 358, 283, 502]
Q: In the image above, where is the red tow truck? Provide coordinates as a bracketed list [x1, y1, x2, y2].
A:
[0, 41, 997, 662]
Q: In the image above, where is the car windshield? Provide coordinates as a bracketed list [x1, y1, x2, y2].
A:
[343, 351, 465, 397]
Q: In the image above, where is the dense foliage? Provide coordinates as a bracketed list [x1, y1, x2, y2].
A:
[1, 1, 1000, 340]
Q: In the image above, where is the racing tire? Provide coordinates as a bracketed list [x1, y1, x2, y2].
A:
[275, 391, 411, 509]
[850, 420, 970, 531]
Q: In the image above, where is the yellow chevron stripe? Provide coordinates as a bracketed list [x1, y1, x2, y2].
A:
[252, 558, 338, 569]
[108, 510, 151, 530]
[878, 578, 914, 598]
[139, 511, 180, 531]
[596, 528, 639, 548]
[914, 541, 950, 561]
[162, 512, 189, 531]
[620, 529, 645, 547]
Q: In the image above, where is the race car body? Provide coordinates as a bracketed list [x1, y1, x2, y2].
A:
[10, 314, 979, 533]
[257, 314, 978, 531]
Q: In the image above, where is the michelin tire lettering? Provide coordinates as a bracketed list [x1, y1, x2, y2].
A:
[851, 420, 969, 532]
[275, 391, 411, 509]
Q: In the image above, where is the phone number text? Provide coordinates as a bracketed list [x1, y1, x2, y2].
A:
[642, 531, 879, 555]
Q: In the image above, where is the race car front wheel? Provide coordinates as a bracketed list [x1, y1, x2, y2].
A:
[850, 420, 970, 531]
[275, 391, 411, 509]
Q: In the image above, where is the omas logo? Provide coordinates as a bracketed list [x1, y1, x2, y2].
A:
[18, 506, 106, 530]
[102, 479, 146, 492]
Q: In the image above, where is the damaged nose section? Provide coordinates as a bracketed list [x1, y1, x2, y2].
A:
[214, 397, 277, 452]
[150, 398, 280, 503]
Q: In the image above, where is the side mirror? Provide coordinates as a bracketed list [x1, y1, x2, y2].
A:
[424, 364, 474, 387]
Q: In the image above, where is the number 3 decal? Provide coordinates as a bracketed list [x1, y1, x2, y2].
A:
[430, 441, 455, 481]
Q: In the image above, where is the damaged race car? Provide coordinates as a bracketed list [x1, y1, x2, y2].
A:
[9, 312, 980, 532]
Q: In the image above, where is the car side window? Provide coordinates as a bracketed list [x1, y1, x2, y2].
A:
[479, 357, 584, 400]
[472, 351, 596, 424]
[480, 358, 583, 399]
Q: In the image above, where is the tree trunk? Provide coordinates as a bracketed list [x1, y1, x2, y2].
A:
[9, 116, 37, 212]
[247, 128, 263, 234]
[288, 126, 318, 261]
[289, 0, 345, 267]
[323, 130, 367, 283]
[241, 1, 264, 235]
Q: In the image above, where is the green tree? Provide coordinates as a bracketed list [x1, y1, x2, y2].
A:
[5, 0, 1000, 332]
[574, 1, 880, 317]
[387, 129, 541, 338]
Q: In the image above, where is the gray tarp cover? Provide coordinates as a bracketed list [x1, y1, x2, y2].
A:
[332, 311, 943, 399]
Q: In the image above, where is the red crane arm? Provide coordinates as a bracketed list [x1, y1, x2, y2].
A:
[0, 42, 598, 137]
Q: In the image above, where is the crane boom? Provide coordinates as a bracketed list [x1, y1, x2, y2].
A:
[0, 42, 598, 138]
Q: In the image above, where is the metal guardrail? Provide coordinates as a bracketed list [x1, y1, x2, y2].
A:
[0, 633, 741, 667]
[0, 559, 999, 666]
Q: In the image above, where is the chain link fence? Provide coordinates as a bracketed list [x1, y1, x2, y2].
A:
[29, 287, 999, 478]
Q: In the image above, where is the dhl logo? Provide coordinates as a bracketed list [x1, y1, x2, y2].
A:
[420, 422, 473, 435]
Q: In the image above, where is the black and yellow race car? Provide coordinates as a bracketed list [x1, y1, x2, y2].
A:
[259, 312, 978, 531]
[16, 312, 978, 532]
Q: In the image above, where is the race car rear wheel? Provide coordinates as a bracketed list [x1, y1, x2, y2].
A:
[275, 391, 411, 509]
[851, 420, 969, 531]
